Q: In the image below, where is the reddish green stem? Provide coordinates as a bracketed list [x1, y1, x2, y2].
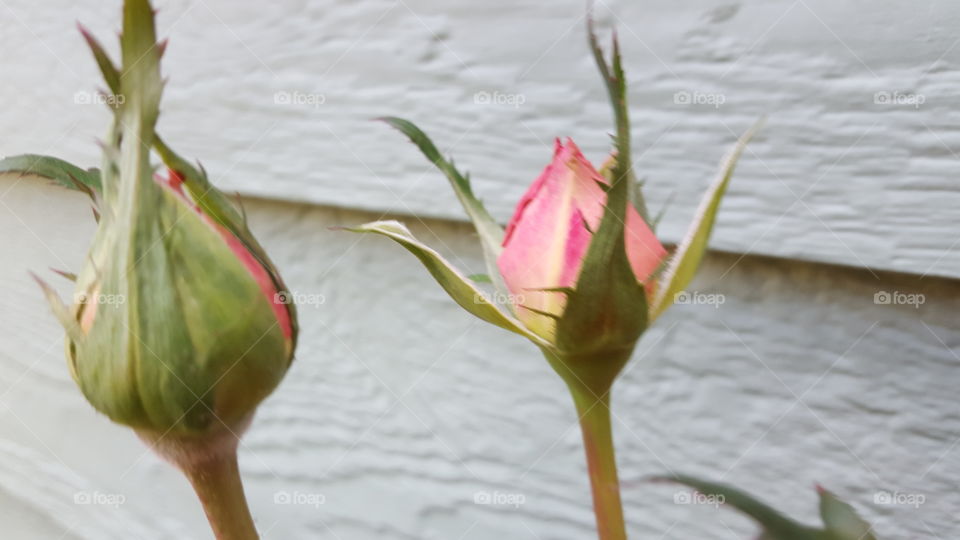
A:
[181, 449, 259, 540]
[140, 425, 259, 540]
[571, 387, 627, 540]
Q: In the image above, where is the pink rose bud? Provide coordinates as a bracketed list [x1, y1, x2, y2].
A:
[497, 138, 667, 341]
[346, 24, 756, 540]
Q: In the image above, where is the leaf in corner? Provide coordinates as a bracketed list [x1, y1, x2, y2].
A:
[0, 154, 102, 199]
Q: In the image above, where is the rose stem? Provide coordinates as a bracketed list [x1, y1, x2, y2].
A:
[571, 387, 627, 540]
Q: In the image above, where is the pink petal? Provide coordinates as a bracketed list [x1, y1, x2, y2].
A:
[497, 139, 667, 339]
[625, 208, 668, 288]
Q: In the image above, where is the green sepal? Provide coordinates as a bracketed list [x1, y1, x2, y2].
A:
[51, 269, 78, 282]
[343, 220, 550, 348]
[30, 273, 84, 344]
[649, 120, 762, 321]
[599, 153, 650, 229]
[153, 136, 299, 353]
[379, 117, 512, 308]
[78, 24, 122, 98]
[541, 346, 634, 402]
[152, 139, 253, 237]
[0, 155, 102, 200]
[656, 474, 879, 540]
[588, 18, 648, 224]
[651, 191, 676, 231]
[550, 21, 647, 368]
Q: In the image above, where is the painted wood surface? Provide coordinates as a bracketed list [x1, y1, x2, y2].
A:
[0, 176, 955, 539]
[1, 0, 959, 279]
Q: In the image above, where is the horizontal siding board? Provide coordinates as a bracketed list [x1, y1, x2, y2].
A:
[0, 178, 957, 538]
[0, 0, 958, 279]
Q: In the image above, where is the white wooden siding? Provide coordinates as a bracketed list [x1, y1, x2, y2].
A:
[1, 1, 958, 538]
[0, 179, 956, 539]
[1, 0, 959, 278]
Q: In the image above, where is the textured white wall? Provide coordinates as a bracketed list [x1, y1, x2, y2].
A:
[0, 178, 956, 539]
[2, 0, 960, 277]
[0, 0, 958, 538]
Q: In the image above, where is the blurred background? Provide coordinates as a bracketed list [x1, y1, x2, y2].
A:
[1, 0, 958, 538]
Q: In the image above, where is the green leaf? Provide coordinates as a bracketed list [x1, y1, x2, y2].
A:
[649, 119, 763, 321]
[343, 220, 549, 348]
[467, 273, 492, 284]
[379, 117, 511, 306]
[656, 474, 879, 540]
[819, 487, 878, 540]
[0, 154, 102, 198]
[656, 474, 827, 540]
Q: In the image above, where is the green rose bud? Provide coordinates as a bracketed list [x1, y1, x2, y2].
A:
[15, 2, 296, 537]
[33, 0, 297, 440]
